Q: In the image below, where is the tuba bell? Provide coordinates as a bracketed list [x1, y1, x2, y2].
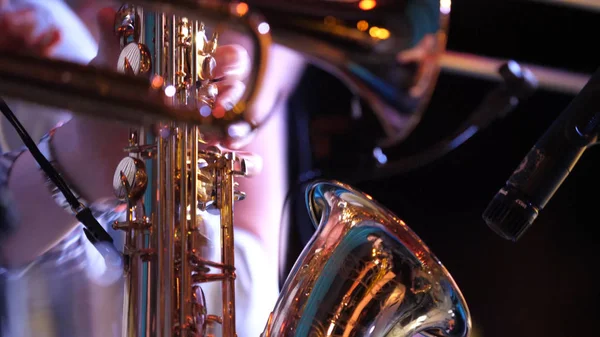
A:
[0, 1, 470, 337]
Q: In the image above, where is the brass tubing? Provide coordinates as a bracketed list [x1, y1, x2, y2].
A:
[219, 155, 236, 337]
[190, 126, 199, 330]
[179, 124, 193, 334]
[165, 125, 177, 336]
[132, 204, 144, 337]
[169, 15, 177, 105]
[191, 21, 199, 109]
[192, 273, 227, 283]
[440, 51, 590, 94]
[147, 11, 165, 337]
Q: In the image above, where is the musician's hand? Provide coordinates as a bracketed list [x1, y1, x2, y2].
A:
[89, 7, 121, 68]
[396, 33, 439, 98]
[202, 142, 263, 176]
[211, 44, 251, 123]
[91, 7, 253, 149]
[0, 3, 61, 56]
[208, 44, 254, 150]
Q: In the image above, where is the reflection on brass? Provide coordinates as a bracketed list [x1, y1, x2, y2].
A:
[113, 156, 148, 202]
[0, 0, 448, 147]
[264, 181, 471, 337]
[110, 4, 251, 336]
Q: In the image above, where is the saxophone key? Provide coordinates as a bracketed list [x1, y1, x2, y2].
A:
[113, 156, 148, 202]
[113, 4, 140, 48]
[112, 219, 151, 231]
[117, 42, 152, 76]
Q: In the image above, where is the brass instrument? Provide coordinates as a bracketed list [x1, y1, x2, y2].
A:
[110, 4, 258, 336]
[263, 180, 470, 337]
[0, 1, 471, 337]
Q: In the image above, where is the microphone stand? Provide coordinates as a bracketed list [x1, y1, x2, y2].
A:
[0, 97, 123, 270]
[356, 60, 539, 184]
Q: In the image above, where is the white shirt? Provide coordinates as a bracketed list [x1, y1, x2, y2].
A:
[0, 1, 278, 336]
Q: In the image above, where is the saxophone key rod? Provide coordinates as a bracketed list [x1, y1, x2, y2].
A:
[218, 152, 237, 337]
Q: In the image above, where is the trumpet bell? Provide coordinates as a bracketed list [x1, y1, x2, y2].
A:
[263, 180, 470, 337]
[238, 0, 451, 184]
[248, 0, 450, 149]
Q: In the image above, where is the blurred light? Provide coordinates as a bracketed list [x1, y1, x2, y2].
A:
[326, 323, 335, 336]
[377, 28, 390, 39]
[369, 26, 390, 40]
[416, 314, 428, 325]
[359, 0, 376, 10]
[235, 2, 249, 16]
[195, 31, 205, 49]
[373, 147, 387, 164]
[232, 101, 246, 114]
[449, 125, 477, 149]
[369, 26, 379, 37]
[212, 107, 226, 119]
[165, 85, 176, 97]
[324, 16, 337, 25]
[507, 60, 522, 77]
[356, 20, 369, 31]
[199, 104, 212, 117]
[440, 0, 451, 14]
[151, 75, 164, 89]
[228, 122, 251, 139]
[258, 22, 270, 34]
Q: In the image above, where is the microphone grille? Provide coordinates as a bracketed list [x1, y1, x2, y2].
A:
[482, 186, 539, 242]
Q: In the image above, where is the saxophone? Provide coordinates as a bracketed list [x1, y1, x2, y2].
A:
[0, 1, 471, 336]
[110, 5, 252, 336]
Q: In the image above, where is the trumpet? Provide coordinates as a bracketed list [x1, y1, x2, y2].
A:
[0, 0, 471, 336]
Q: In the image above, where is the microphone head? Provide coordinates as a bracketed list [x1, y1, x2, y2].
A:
[482, 185, 539, 241]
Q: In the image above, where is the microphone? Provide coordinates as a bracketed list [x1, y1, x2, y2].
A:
[482, 66, 600, 241]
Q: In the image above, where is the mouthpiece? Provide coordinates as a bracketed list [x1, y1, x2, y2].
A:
[482, 184, 539, 242]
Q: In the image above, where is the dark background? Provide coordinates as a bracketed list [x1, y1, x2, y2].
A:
[289, 1, 599, 337]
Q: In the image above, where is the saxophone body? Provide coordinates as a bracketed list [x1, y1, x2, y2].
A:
[111, 4, 254, 336]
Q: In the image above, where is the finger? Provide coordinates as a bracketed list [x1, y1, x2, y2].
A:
[396, 34, 436, 64]
[214, 79, 246, 111]
[91, 7, 120, 67]
[12, 20, 37, 48]
[212, 44, 251, 81]
[396, 47, 426, 64]
[97, 7, 118, 47]
[0, 22, 35, 52]
[31, 28, 61, 56]
[0, 9, 36, 49]
[222, 125, 257, 151]
[200, 79, 256, 150]
[200, 142, 263, 175]
[1, 7, 35, 21]
[1, 8, 35, 34]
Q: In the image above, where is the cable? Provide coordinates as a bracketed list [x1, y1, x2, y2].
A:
[0, 97, 121, 265]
